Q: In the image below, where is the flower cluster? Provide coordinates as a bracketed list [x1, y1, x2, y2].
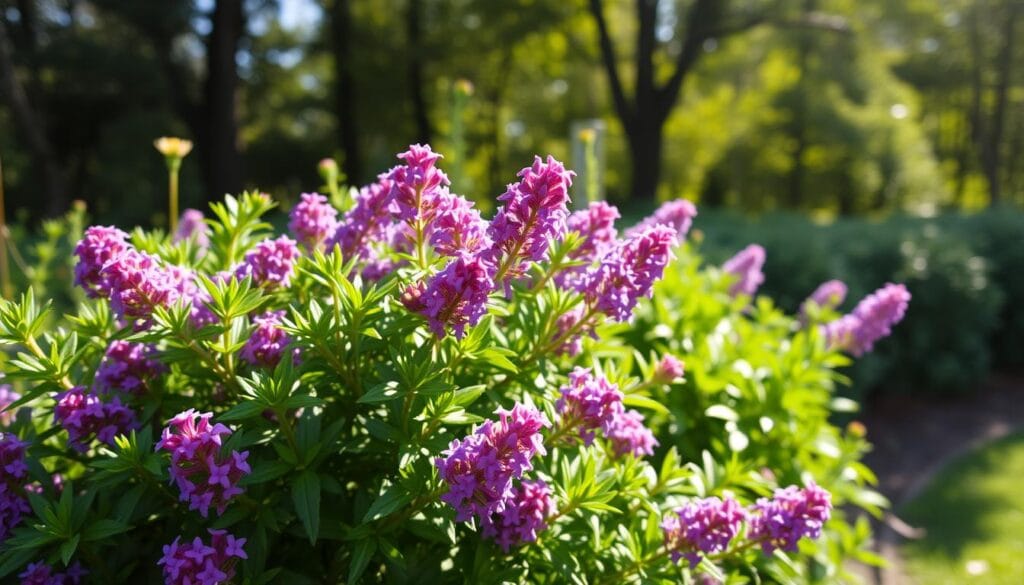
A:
[234, 236, 300, 289]
[605, 410, 658, 458]
[73, 226, 132, 297]
[240, 310, 295, 368]
[482, 480, 556, 552]
[801, 279, 847, 314]
[435, 403, 550, 527]
[490, 155, 574, 281]
[556, 201, 620, 288]
[0, 384, 21, 426]
[174, 209, 210, 248]
[289, 193, 339, 251]
[0, 433, 29, 543]
[386, 144, 451, 222]
[748, 482, 832, 553]
[430, 192, 491, 257]
[722, 244, 766, 298]
[579, 225, 677, 322]
[329, 176, 397, 276]
[662, 496, 747, 568]
[625, 199, 697, 240]
[94, 340, 165, 395]
[653, 354, 685, 384]
[53, 387, 136, 451]
[18, 561, 87, 585]
[824, 283, 911, 356]
[555, 369, 657, 458]
[158, 529, 247, 585]
[556, 367, 624, 445]
[156, 410, 251, 517]
[405, 252, 495, 339]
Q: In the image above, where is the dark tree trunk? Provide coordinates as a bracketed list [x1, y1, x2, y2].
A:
[0, 17, 68, 215]
[203, 0, 245, 201]
[787, 0, 816, 209]
[406, 0, 432, 145]
[627, 117, 665, 205]
[983, 1, 1019, 206]
[330, 0, 362, 183]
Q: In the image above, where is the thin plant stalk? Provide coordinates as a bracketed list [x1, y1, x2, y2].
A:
[0, 156, 12, 299]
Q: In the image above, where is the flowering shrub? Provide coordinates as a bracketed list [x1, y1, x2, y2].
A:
[0, 145, 906, 583]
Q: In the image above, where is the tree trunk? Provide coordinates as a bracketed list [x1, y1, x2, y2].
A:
[406, 0, 432, 145]
[627, 118, 664, 203]
[984, 1, 1020, 206]
[330, 0, 362, 183]
[203, 0, 245, 201]
[0, 17, 68, 215]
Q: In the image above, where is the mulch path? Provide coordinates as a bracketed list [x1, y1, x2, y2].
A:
[850, 372, 1024, 585]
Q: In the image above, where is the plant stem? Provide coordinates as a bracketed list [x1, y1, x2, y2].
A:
[168, 159, 181, 233]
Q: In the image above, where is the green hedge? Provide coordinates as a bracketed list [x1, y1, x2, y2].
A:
[690, 209, 1022, 397]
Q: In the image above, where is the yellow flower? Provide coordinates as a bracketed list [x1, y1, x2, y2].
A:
[153, 137, 194, 159]
[577, 128, 597, 143]
[454, 79, 474, 97]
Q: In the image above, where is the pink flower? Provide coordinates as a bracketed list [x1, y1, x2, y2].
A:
[722, 244, 766, 298]
[605, 410, 658, 458]
[408, 253, 495, 339]
[626, 199, 697, 239]
[53, 387, 137, 451]
[235, 236, 300, 289]
[158, 529, 246, 585]
[155, 410, 250, 517]
[748, 482, 832, 553]
[289, 193, 339, 251]
[556, 367, 624, 445]
[662, 496, 747, 568]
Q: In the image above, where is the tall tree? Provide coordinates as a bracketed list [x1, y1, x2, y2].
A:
[407, 0, 432, 145]
[330, 0, 362, 182]
[0, 17, 67, 215]
[203, 0, 246, 200]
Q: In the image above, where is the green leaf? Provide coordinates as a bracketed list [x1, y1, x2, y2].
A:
[291, 471, 321, 544]
[358, 381, 404, 404]
[622, 394, 670, 415]
[363, 486, 412, 523]
[241, 460, 293, 486]
[81, 519, 131, 542]
[218, 400, 267, 422]
[451, 385, 486, 408]
[60, 534, 80, 566]
[348, 538, 376, 583]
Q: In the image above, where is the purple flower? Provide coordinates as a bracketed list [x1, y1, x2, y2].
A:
[579, 225, 677, 322]
[605, 410, 658, 458]
[235, 236, 300, 289]
[18, 561, 87, 585]
[555, 201, 620, 288]
[556, 367, 624, 445]
[101, 250, 190, 329]
[429, 191, 491, 257]
[748, 482, 832, 554]
[158, 529, 246, 585]
[174, 209, 210, 248]
[407, 253, 495, 339]
[801, 279, 847, 316]
[329, 176, 396, 261]
[155, 410, 250, 517]
[94, 340, 165, 395]
[824, 283, 911, 356]
[73, 226, 131, 298]
[653, 355, 684, 384]
[289, 193, 339, 251]
[626, 199, 697, 240]
[0, 433, 30, 543]
[722, 244, 766, 298]
[481, 480, 556, 552]
[240, 310, 295, 368]
[0, 384, 21, 426]
[435, 403, 550, 524]
[53, 387, 137, 451]
[489, 156, 574, 282]
[386, 144, 450, 222]
[662, 496, 747, 568]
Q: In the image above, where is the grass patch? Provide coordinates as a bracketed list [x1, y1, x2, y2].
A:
[900, 432, 1024, 584]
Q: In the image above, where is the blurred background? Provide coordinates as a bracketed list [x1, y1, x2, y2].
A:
[1, 0, 1022, 225]
[0, 2, 1023, 583]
